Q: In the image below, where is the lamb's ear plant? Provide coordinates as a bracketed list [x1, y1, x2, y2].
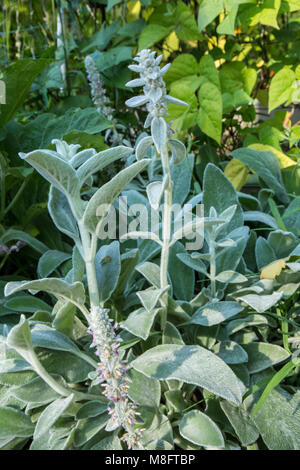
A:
[3, 137, 150, 449]
[1, 49, 300, 451]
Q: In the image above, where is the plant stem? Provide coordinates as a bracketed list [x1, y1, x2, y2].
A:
[210, 237, 216, 298]
[159, 144, 172, 330]
[78, 221, 100, 308]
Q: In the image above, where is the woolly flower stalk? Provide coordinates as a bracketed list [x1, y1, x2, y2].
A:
[84, 55, 114, 121]
[88, 306, 144, 449]
[125, 48, 187, 128]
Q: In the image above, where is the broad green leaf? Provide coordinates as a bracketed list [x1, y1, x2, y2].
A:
[5, 278, 86, 306]
[34, 394, 74, 440]
[18, 109, 112, 152]
[197, 0, 224, 32]
[95, 241, 121, 302]
[164, 54, 198, 86]
[217, 4, 239, 35]
[179, 410, 224, 448]
[243, 342, 290, 373]
[83, 159, 150, 233]
[0, 59, 52, 127]
[63, 132, 107, 154]
[175, 1, 200, 41]
[259, 0, 281, 28]
[190, 301, 244, 326]
[197, 82, 222, 143]
[132, 344, 243, 405]
[138, 24, 172, 50]
[0, 407, 34, 439]
[20, 150, 81, 199]
[224, 158, 249, 191]
[198, 54, 220, 90]
[269, 67, 296, 112]
[220, 62, 256, 96]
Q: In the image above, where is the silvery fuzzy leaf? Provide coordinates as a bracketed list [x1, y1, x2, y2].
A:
[95, 241, 121, 303]
[83, 159, 150, 233]
[125, 95, 149, 107]
[151, 117, 168, 154]
[148, 87, 163, 102]
[120, 231, 162, 245]
[179, 410, 224, 448]
[169, 139, 186, 165]
[177, 252, 208, 276]
[52, 140, 81, 160]
[48, 186, 80, 240]
[128, 64, 142, 72]
[215, 271, 248, 284]
[132, 344, 243, 405]
[146, 180, 164, 210]
[77, 146, 133, 184]
[144, 113, 153, 128]
[70, 149, 96, 168]
[237, 292, 283, 313]
[20, 149, 81, 200]
[160, 63, 171, 75]
[155, 54, 163, 65]
[189, 301, 244, 327]
[165, 95, 188, 106]
[120, 307, 161, 341]
[125, 78, 145, 87]
[136, 135, 153, 160]
[137, 287, 168, 312]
